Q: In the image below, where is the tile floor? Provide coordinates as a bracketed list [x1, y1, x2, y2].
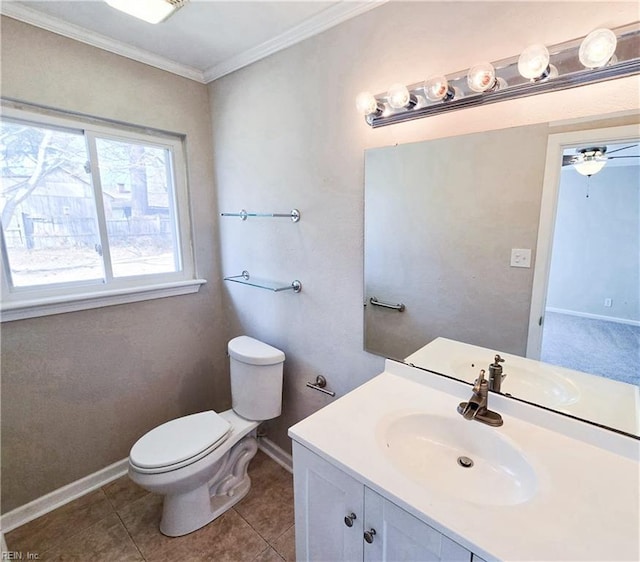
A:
[5, 450, 296, 562]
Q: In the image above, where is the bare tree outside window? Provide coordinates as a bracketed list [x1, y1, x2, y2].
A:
[0, 118, 182, 288]
[0, 121, 104, 286]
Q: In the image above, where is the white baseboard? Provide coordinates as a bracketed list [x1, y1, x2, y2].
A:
[2, 440, 292, 534]
[1, 458, 128, 533]
[546, 307, 640, 327]
[258, 437, 293, 474]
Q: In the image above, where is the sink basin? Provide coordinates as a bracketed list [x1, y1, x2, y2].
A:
[377, 413, 537, 506]
[450, 359, 581, 407]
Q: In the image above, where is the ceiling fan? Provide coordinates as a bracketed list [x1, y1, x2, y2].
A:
[562, 144, 639, 176]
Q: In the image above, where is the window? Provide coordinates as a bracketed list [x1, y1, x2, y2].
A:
[0, 105, 204, 321]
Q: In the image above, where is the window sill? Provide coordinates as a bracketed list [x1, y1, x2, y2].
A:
[0, 278, 207, 322]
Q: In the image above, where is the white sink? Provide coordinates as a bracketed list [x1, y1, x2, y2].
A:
[377, 412, 538, 506]
[449, 359, 581, 407]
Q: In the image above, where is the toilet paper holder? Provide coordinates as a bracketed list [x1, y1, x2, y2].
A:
[306, 375, 335, 397]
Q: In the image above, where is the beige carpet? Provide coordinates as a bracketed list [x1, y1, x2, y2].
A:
[540, 311, 639, 386]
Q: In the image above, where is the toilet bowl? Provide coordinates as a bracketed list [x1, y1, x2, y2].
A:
[128, 336, 284, 537]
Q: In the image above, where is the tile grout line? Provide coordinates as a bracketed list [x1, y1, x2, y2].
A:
[231, 506, 261, 537]
[27, 492, 118, 560]
[113, 509, 147, 562]
[230, 506, 277, 558]
[232, 505, 294, 562]
[100, 482, 151, 562]
[254, 544, 285, 562]
[270, 522, 294, 543]
[269, 523, 295, 562]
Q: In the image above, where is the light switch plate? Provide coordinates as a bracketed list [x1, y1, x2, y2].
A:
[511, 248, 532, 268]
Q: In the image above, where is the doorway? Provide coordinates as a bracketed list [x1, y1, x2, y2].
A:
[527, 125, 640, 387]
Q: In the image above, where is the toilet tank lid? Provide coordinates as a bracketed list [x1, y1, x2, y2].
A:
[228, 336, 285, 365]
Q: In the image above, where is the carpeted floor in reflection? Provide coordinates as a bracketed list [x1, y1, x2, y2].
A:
[540, 311, 640, 386]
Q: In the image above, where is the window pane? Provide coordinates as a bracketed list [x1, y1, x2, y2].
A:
[95, 138, 181, 278]
[0, 120, 104, 287]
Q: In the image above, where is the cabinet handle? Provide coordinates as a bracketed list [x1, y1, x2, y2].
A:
[344, 513, 357, 527]
[364, 528, 377, 544]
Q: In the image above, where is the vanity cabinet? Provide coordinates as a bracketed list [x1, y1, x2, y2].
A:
[293, 441, 363, 560]
[293, 442, 472, 562]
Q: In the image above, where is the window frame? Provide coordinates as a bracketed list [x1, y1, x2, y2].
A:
[0, 103, 205, 322]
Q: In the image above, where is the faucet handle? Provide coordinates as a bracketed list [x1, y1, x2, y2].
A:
[473, 369, 486, 392]
[493, 354, 505, 364]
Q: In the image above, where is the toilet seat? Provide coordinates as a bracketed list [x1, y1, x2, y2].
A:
[130, 411, 231, 474]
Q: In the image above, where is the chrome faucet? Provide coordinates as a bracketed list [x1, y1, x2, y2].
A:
[488, 354, 507, 392]
[457, 370, 503, 427]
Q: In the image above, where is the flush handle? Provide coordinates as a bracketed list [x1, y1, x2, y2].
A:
[364, 528, 376, 544]
[344, 513, 357, 527]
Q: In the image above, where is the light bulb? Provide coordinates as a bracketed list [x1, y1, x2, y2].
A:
[355, 92, 381, 116]
[467, 62, 498, 92]
[424, 75, 455, 102]
[387, 83, 413, 109]
[518, 44, 551, 80]
[579, 28, 617, 68]
[574, 159, 607, 176]
[573, 149, 607, 176]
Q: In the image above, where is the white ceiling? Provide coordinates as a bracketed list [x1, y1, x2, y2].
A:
[0, 0, 384, 83]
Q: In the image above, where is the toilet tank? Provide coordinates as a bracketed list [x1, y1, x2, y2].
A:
[228, 336, 285, 421]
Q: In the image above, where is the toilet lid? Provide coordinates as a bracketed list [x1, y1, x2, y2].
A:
[130, 411, 231, 470]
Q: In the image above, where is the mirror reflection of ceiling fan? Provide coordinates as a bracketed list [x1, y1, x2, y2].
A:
[562, 144, 640, 176]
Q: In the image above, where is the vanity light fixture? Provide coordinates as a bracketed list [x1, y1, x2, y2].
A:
[356, 22, 640, 128]
[104, 0, 187, 24]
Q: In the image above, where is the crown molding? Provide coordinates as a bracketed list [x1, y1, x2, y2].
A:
[0, 3, 206, 83]
[203, 1, 387, 82]
[1, 1, 386, 85]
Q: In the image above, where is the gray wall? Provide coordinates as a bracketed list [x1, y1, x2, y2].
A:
[364, 124, 549, 360]
[209, 1, 640, 454]
[547, 165, 640, 322]
[0, 17, 228, 513]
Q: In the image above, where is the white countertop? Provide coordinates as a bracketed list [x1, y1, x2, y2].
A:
[289, 361, 640, 562]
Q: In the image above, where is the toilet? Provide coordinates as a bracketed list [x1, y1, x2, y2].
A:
[128, 336, 285, 537]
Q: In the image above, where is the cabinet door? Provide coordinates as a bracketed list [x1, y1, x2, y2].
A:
[363, 488, 471, 562]
[293, 442, 364, 562]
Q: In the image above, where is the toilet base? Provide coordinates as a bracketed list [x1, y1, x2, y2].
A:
[159, 435, 258, 537]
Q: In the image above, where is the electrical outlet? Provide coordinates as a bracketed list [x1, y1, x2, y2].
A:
[604, 298, 612, 307]
[510, 248, 532, 268]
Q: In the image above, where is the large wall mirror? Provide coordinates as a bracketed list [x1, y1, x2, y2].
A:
[364, 117, 639, 437]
